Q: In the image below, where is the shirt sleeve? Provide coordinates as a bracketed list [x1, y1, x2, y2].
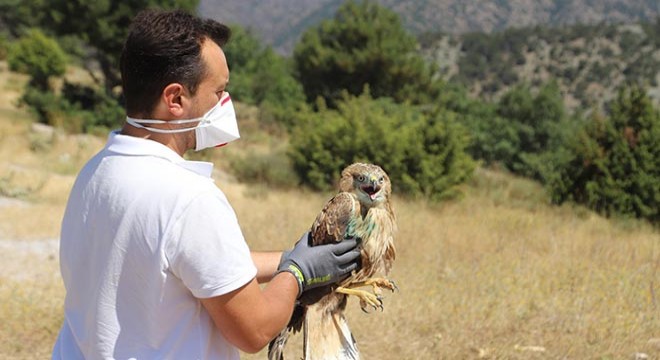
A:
[166, 189, 257, 298]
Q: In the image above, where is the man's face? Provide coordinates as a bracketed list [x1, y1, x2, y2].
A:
[189, 39, 230, 119]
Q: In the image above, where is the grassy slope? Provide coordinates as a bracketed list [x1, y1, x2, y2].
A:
[0, 63, 658, 359]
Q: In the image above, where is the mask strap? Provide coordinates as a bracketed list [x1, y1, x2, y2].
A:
[125, 117, 197, 134]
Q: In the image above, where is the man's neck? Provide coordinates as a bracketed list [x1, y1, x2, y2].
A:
[120, 123, 190, 156]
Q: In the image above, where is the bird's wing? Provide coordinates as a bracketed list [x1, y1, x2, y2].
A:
[311, 192, 357, 246]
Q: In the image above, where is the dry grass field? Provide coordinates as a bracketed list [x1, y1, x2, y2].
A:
[0, 62, 658, 359]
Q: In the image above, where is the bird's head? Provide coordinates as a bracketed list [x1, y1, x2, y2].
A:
[339, 163, 391, 207]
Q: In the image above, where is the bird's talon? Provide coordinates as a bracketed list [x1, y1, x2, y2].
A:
[360, 301, 375, 314]
[375, 296, 384, 311]
[358, 293, 383, 313]
[361, 305, 379, 313]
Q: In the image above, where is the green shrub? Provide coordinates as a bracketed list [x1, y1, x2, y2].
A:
[548, 85, 660, 223]
[18, 82, 123, 133]
[8, 28, 66, 91]
[19, 87, 66, 126]
[61, 82, 124, 133]
[288, 92, 475, 201]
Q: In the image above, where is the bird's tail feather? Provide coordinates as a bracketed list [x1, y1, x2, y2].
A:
[268, 327, 289, 360]
[268, 304, 305, 360]
[304, 303, 359, 360]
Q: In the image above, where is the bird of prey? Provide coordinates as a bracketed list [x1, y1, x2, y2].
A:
[269, 162, 397, 360]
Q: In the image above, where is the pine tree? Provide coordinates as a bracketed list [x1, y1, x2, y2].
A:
[549, 85, 659, 223]
[293, 0, 439, 107]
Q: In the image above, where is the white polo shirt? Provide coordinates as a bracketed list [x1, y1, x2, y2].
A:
[53, 131, 257, 360]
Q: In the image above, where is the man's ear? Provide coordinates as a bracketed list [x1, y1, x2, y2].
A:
[162, 83, 186, 117]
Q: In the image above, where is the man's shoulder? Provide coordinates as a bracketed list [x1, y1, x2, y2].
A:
[78, 149, 221, 211]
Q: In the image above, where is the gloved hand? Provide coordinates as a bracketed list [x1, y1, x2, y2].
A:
[278, 232, 361, 297]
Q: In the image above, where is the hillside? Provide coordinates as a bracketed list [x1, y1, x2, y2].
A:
[198, 0, 659, 54]
[421, 20, 660, 109]
[199, 0, 659, 111]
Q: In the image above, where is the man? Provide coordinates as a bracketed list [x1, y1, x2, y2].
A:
[52, 9, 361, 359]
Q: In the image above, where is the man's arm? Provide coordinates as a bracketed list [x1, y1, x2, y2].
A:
[250, 251, 281, 284]
[200, 272, 299, 353]
[201, 234, 361, 354]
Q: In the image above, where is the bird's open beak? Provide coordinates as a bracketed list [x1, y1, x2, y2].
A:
[361, 177, 382, 200]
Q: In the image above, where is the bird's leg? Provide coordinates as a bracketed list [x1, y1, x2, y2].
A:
[336, 278, 397, 312]
[346, 278, 398, 295]
[335, 286, 383, 312]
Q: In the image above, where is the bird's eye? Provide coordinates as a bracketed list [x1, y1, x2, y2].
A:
[357, 175, 366, 182]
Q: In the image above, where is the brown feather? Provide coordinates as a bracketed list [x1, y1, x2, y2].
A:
[310, 192, 358, 246]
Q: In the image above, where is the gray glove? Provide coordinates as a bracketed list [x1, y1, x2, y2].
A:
[278, 232, 361, 297]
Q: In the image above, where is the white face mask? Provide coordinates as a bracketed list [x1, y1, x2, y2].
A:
[125, 92, 240, 151]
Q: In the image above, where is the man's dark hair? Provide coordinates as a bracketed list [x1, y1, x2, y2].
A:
[120, 9, 231, 117]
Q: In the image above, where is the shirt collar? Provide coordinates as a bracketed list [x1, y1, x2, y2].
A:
[105, 131, 214, 178]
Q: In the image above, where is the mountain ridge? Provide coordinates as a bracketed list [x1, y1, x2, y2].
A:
[199, 0, 659, 54]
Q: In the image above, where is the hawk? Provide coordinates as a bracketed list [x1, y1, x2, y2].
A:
[269, 162, 397, 360]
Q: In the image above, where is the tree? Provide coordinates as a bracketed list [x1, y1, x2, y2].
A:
[293, 0, 440, 107]
[11, 1, 199, 132]
[434, 82, 518, 169]
[0, 0, 48, 38]
[223, 24, 305, 127]
[222, 25, 262, 104]
[549, 85, 660, 223]
[7, 2, 199, 131]
[493, 81, 572, 180]
[8, 28, 67, 91]
[42, 0, 199, 93]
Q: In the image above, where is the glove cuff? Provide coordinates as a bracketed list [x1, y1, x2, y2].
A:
[276, 262, 304, 298]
